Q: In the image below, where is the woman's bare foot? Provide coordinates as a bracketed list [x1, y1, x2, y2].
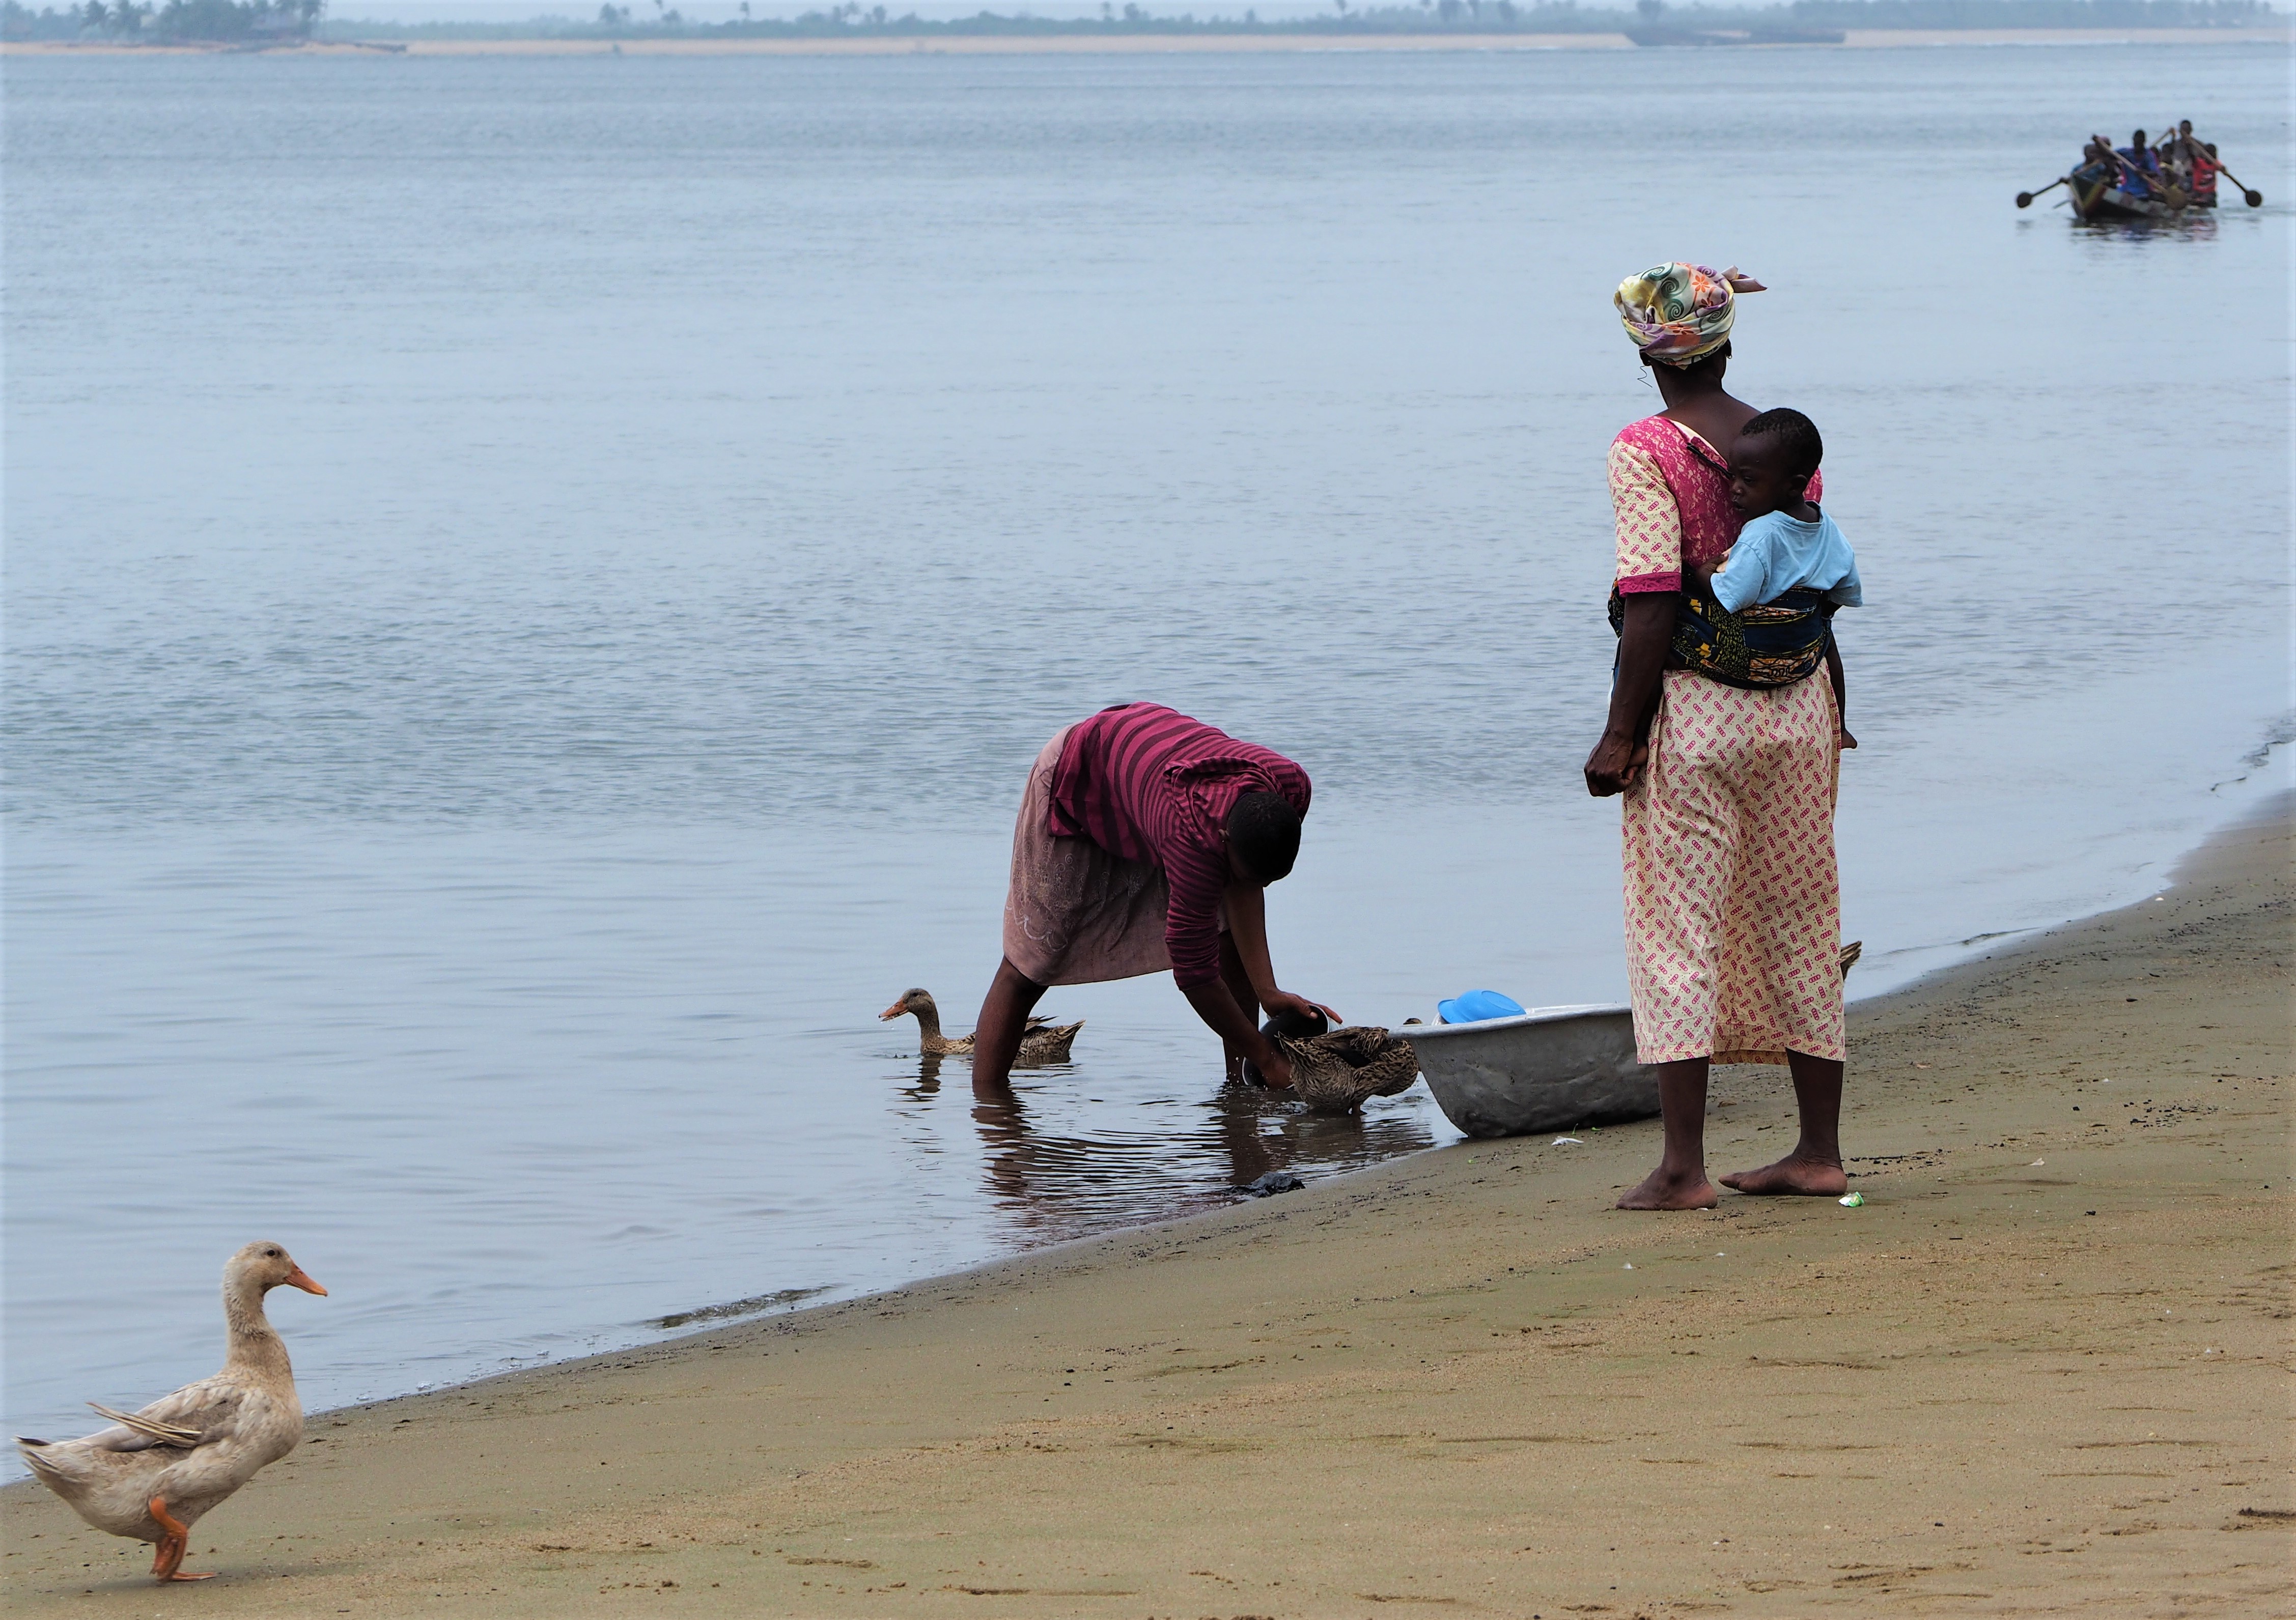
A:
[1719, 1155, 1848, 1196]
[1615, 1165, 1720, 1210]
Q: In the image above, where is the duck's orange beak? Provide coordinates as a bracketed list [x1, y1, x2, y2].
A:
[880, 1003, 904, 1020]
[284, 1267, 328, 1296]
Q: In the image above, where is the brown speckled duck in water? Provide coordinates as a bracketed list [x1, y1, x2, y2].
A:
[881, 988, 1082, 1065]
[14, 1241, 327, 1583]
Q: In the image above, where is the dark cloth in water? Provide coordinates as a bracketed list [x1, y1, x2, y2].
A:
[1609, 582, 1835, 691]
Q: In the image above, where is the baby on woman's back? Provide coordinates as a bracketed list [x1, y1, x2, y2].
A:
[1687, 407, 1862, 748]
[1693, 407, 1862, 612]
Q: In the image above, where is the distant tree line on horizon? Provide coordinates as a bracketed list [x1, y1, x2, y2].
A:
[289, 0, 2274, 39]
[1777, 0, 2267, 23]
[5, 0, 321, 39]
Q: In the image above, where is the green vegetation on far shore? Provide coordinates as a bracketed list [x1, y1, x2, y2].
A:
[6, 0, 2276, 42]
[7, 0, 321, 39]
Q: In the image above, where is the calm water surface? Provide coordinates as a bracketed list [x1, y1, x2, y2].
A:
[5, 42, 2289, 1453]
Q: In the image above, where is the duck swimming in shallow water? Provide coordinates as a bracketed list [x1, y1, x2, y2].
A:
[15, 1241, 326, 1582]
[881, 988, 1083, 1065]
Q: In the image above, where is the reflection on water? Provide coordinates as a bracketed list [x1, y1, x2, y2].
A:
[2068, 210, 2223, 241]
[968, 1072, 1440, 1247]
[904, 1053, 953, 1102]
[909, 1054, 1442, 1250]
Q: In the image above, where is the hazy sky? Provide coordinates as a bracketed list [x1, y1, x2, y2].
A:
[327, 0, 1638, 18]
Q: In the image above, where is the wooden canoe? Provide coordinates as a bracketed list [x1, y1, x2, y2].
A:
[2068, 173, 2184, 222]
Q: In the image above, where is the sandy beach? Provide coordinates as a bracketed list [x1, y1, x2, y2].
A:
[4, 796, 2288, 1615]
[5, 25, 2289, 56]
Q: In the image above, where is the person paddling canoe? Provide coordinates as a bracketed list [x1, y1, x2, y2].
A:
[972, 702, 1337, 1092]
[2165, 121, 2223, 207]
[2114, 130, 2163, 200]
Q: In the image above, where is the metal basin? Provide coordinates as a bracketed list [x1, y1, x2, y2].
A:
[1404, 1003, 1659, 1139]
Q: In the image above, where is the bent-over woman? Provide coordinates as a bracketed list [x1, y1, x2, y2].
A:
[974, 702, 1338, 1094]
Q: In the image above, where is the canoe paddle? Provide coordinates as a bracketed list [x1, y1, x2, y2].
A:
[2209, 157, 2264, 208]
[2015, 176, 2066, 208]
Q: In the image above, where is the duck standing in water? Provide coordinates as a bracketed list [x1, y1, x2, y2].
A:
[882, 987, 1083, 1065]
[15, 1241, 327, 1582]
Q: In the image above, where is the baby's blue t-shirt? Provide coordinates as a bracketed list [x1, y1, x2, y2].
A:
[1710, 507, 1863, 614]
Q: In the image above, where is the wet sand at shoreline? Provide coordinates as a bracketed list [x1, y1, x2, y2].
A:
[6, 26, 2288, 56]
[4, 798, 2289, 1616]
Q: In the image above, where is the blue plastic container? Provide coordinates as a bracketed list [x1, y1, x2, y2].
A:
[1436, 989, 1527, 1025]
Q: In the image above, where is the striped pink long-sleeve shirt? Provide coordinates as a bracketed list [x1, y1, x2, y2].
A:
[1046, 703, 1312, 989]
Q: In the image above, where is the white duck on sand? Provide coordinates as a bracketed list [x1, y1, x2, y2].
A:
[881, 988, 1083, 1064]
[14, 1240, 326, 1583]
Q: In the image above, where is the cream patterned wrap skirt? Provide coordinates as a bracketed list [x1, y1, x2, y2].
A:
[1622, 670, 1845, 1066]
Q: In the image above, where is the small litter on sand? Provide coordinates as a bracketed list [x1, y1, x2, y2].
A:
[1838, 1191, 1866, 1207]
[1622, 1263, 1634, 1270]
[2029, 1158, 2046, 1166]
[1553, 1136, 1584, 1146]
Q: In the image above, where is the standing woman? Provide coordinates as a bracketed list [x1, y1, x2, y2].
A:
[1583, 264, 1851, 1212]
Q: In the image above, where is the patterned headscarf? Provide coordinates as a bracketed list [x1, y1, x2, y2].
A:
[1614, 263, 1766, 366]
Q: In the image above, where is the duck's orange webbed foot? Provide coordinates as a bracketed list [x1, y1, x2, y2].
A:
[148, 1496, 215, 1582]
